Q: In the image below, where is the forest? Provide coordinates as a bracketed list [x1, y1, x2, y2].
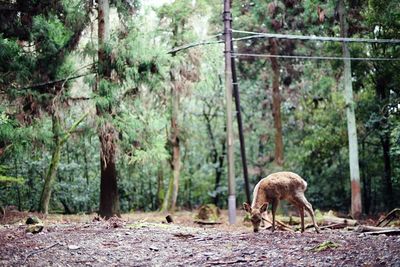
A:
[1, 0, 399, 218]
[0, 0, 400, 265]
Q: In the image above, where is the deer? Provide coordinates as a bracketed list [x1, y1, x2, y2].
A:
[243, 171, 320, 233]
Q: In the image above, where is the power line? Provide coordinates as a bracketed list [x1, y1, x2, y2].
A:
[232, 53, 400, 61]
[232, 29, 400, 44]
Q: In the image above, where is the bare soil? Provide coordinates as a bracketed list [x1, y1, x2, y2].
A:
[1, 210, 400, 266]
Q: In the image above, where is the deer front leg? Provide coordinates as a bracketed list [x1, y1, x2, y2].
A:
[271, 199, 279, 232]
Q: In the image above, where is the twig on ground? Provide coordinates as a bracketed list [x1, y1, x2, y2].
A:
[208, 258, 261, 265]
[322, 215, 358, 226]
[194, 220, 222, 225]
[355, 225, 400, 235]
[262, 216, 294, 232]
[22, 242, 61, 264]
[376, 208, 400, 227]
[318, 223, 348, 230]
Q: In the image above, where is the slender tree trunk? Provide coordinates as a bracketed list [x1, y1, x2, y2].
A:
[381, 133, 393, 208]
[161, 173, 174, 211]
[14, 159, 21, 211]
[184, 171, 192, 209]
[40, 114, 62, 214]
[258, 95, 269, 180]
[169, 83, 181, 211]
[339, 0, 362, 219]
[97, 0, 120, 218]
[375, 72, 393, 209]
[204, 110, 226, 207]
[269, 39, 284, 166]
[214, 140, 226, 207]
[361, 142, 371, 214]
[156, 166, 164, 209]
[161, 67, 182, 212]
[83, 139, 89, 186]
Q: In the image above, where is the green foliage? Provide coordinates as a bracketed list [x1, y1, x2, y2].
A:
[0, 36, 35, 85]
[62, 0, 90, 32]
[0, 172, 24, 186]
[112, 19, 171, 89]
[32, 15, 73, 55]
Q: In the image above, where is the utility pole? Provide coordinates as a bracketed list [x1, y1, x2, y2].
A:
[231, 41, 251, 205]
[339, 0, 362, 219]
[223, 0, 236, 224]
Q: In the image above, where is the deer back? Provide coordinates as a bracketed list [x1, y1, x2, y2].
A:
[260, 172, 307, 202]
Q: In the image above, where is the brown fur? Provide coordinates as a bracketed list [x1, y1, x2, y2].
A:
[244, 172, 320, 233]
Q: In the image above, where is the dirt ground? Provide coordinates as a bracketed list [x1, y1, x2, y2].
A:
[1, 210, 400, 266]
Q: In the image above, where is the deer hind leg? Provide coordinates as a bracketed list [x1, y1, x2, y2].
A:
[271, 199, 279, 232]
[297, 194, 320, 233]
[289, 199, 305, 232]
[299, 206, 305, 232]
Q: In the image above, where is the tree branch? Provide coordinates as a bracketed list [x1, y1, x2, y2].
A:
[9, 72, 95, 92]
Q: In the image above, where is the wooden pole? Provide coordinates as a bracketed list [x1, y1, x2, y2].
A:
[223, 0, 236, 224]
[231, 42, 251, 205]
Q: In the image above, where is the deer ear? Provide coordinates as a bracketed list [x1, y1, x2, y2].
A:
[243, 202, 251, 212]
[260, 202, 268, 213]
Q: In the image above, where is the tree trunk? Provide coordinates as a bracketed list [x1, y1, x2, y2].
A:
[161, 78, 181, 212]
[361, 142, 371, 214]
[269, 39, 284, 166]
[156, 166, 164, 209]
[39, 114, 62, 214]
[83, 138, 90, 186]
[214, 140, 226, 207]
[375, 72, 393, 209]
[98, 122, 120, 218]
[169, 83, 181, 211]
[185, 175, 192, 209]
[203, 108, 226, 207]
[339, 0, 362, 219]
[161, 173, 174, 211]
[97, 0, 120, 218]
[381, 133, 393, 208]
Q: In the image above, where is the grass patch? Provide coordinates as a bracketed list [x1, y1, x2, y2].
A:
[311, 241, 340, 252]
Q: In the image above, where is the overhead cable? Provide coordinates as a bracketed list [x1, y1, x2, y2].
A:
[232, 29, 400, 44]
[232, 53, 400, 61]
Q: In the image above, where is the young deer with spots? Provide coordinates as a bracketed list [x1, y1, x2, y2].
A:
[243, 172, 320, 233]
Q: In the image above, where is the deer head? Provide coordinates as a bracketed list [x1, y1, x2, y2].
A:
[243, 202, 268, 233]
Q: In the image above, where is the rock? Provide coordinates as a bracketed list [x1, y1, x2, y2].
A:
[166, 215, 174, 223]
[196, 204, 220, 221]
[68, 245, 81, 250]
[26, 216, 41, 225]
[149, 246, 159, 251]
[26, 223, 44, 234]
